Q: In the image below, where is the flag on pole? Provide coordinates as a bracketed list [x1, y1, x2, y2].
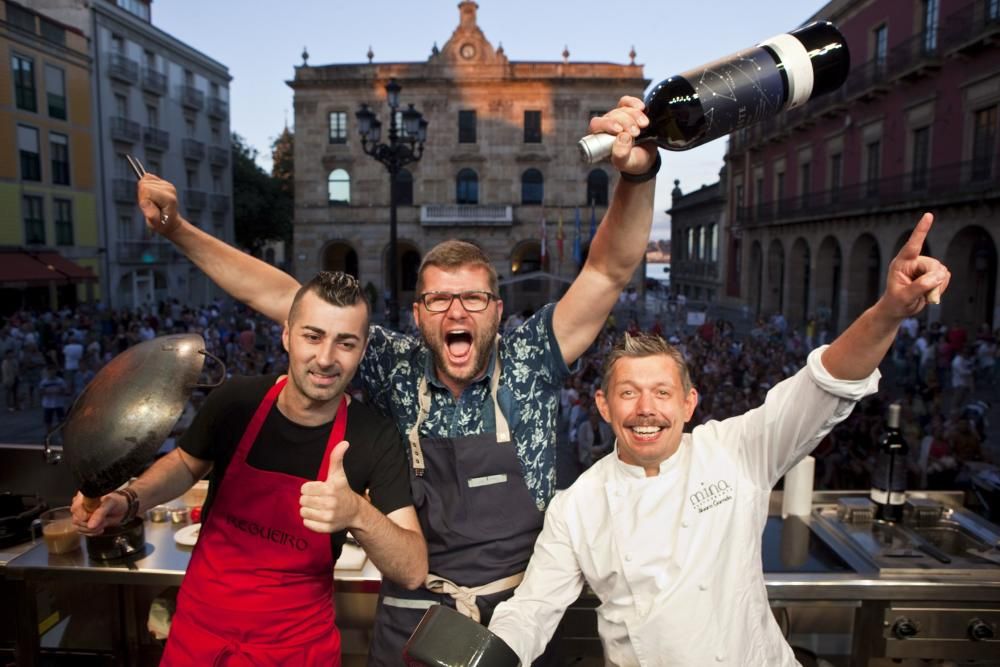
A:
[540, 215, 548, 269]
[589, 201, 598, 242]
[556, 213, 564, 268]
[572, 207, 583, 267]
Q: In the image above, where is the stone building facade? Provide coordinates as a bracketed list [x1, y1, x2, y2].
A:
[725, 0, 999, 333]
[289, 1, 647, 316]
[668, 177, 726, 305]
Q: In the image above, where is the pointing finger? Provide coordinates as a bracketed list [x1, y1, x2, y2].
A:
[899, 212, 934, 261]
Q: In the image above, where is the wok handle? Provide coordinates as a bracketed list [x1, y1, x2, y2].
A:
[193, 349, 227, 389]
[83, 496, 102, 513]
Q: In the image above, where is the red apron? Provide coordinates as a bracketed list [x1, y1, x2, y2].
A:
[161, 378, 346, 666]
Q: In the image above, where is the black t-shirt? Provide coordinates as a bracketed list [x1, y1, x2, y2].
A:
[179, 374, 412, 559]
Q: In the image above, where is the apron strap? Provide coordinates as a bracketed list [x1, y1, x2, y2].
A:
[407, 338, 510, 477]
[423, 571, 525, 623]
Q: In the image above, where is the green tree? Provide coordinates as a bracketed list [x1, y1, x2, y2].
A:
[231, 132, 291, 255]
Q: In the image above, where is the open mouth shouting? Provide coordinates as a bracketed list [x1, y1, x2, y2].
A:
[444, 329, 474, 366]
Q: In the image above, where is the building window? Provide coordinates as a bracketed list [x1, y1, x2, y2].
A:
[51, 133, 70, 185]
[799, 161, 811, 205]
[911, 126, 930, 190]
[458, 110, 477, 143]
[23, 196, 45, 245]
[185, 116, 196, 136]
[830, 152, 843, 201]
[865, 140, 881, 196]
[186, 168, 199, 188]
[754, 176, 764, 217]
[18, 125, 41, 181]
[111, 34, 125, 54]
[456, 168, 478, 204]
[210, 120, 220, 143]
[329, 111, 347, 143]
[147, 104, 159, 127]
[6, 3, 35, 31]
[328, 169, 350, 205]
[988, 0, 999, 21]
[394, 168, 413, 205]
[972, 106, 997, 181]
[686, 228, 695, 260]
[12, 54, 36, 112]
[708, 224, 718, 262]
[873, 24, 888, 72]
[776, 170, 786, 205]
[922, 0, 939, 53]
[40, 19, 65, 46]
[118, 214, 134, 242]
[143, 49, 156, 69]
[524, 110, 542, 143]
[586, 169, 609, 206]
[54, 199, 73, 246]
[697, 226, 705, 260]
[45, 65, 67, 119]
[521, 169, 543, 205]
[115, 94, 128, 118]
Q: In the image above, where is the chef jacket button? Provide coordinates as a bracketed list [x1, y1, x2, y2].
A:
[625, 553, 633, 562]
[681, 519, 690, 528]
[715, 654, 725, 662]
[699, 582, 709, 591]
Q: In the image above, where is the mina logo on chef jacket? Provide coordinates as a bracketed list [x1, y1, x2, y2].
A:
[689, 479, 734, 514]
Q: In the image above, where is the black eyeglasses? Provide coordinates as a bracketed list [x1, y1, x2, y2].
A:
[418, 290, 497, 313]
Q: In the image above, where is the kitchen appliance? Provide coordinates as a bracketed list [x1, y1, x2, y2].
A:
[403, 604, 519, 667]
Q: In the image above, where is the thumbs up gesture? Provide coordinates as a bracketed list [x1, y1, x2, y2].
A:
[299, 441, 360, 534]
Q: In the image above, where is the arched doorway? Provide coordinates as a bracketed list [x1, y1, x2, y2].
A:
[383, 241, 421, 314]
[815, 236, 842, 333]
[846, 233, 881, 322]
[764, 239, 785, 315]
[944, 225, 997, 328]
[321, 241, 359, 278]
[748, 241, 763, 317]
[787, 237, 811, 327]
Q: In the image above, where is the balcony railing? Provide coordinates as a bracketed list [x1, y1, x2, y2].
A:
[207, 97, 228, 119]
[181, 85, 204, 111]
[942, 0, 1000, 53]
[734, 160, 998, 227]
[210, 194, 230, 213]
[185, 190, 207, 210]
[887, 31, 943, 80]
[112, 178, 134, 203]
[109, 117, 140, 143]
[208, 146, 230, 167]
[182, 139, 205, 161]
[141, 68, 167, 96]
[144, 127, 169, 152]
[420, 204, 513, 227]
[118, 240, 175, 263]
[108, 53, 138, 84]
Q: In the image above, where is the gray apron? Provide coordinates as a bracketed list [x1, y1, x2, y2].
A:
[367, 352, 545, 666]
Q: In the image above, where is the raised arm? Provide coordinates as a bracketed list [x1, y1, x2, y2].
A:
[137, 175, 300, 323]
[553, 96, 657, 365]
[822, 213, 951, 380]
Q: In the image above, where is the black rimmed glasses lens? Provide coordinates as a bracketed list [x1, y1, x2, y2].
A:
[420, 291, 495, 312]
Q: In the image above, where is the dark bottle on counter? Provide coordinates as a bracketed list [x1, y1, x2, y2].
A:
[578, 20, 851, 163]
[871, 403, 909, 522]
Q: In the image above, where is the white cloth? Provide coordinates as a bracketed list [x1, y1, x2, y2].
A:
[62, 342, 83, 371]
[489, 346, 879, 666]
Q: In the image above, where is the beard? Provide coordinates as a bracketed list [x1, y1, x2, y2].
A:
[288, 363, 348, 405]
[422, 311, 500, 387]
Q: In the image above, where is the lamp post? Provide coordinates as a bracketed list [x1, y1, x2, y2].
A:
[356, 79, 428, 330]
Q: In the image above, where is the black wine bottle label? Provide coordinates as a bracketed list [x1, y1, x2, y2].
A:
[679, 45, 786, 143]
[871, 451, 907, 505]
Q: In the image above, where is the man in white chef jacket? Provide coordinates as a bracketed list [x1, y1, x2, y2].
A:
[488, 214, 950, 666]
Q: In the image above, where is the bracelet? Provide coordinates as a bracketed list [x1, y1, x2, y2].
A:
[619, 151, 662, 184]
[113, 487, 140, 524]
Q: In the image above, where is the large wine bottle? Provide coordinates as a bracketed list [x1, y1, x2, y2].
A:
[871, 403, 909, 522]
[578, 21, 850, 163]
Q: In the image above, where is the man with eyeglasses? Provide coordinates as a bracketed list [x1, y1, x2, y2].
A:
[135, 96, 657, 664]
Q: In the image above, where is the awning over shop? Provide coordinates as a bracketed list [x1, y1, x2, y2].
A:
[0, 249, 97, 286]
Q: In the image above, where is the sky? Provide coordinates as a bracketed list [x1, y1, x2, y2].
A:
[152, 0, 823, 240]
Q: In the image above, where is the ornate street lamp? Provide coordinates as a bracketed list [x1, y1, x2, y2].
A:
[356, 79, 427, 330]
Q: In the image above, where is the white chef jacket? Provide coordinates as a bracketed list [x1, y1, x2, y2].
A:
[489, 346, 879, 666]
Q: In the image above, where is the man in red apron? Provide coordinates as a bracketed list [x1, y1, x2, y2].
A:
[73, 272, 427, 665]
[135, 97, 658, 663]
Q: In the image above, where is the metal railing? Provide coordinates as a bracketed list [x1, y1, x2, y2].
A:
[182, 139, 205, 161]
[735, 160, 998, 226]
[108, 53, 138, 84]
[117, 240, 174, 263]
[185, 190, 207, 210]
[143, 127, 169, 152]
[181, 85, 204, 110]
[109, 116, 140, 143]
[207, 97, 228, 119]
[141, 68, 166, 96]
[208, 146, 229, 167]
[420, 204, 513, 226]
